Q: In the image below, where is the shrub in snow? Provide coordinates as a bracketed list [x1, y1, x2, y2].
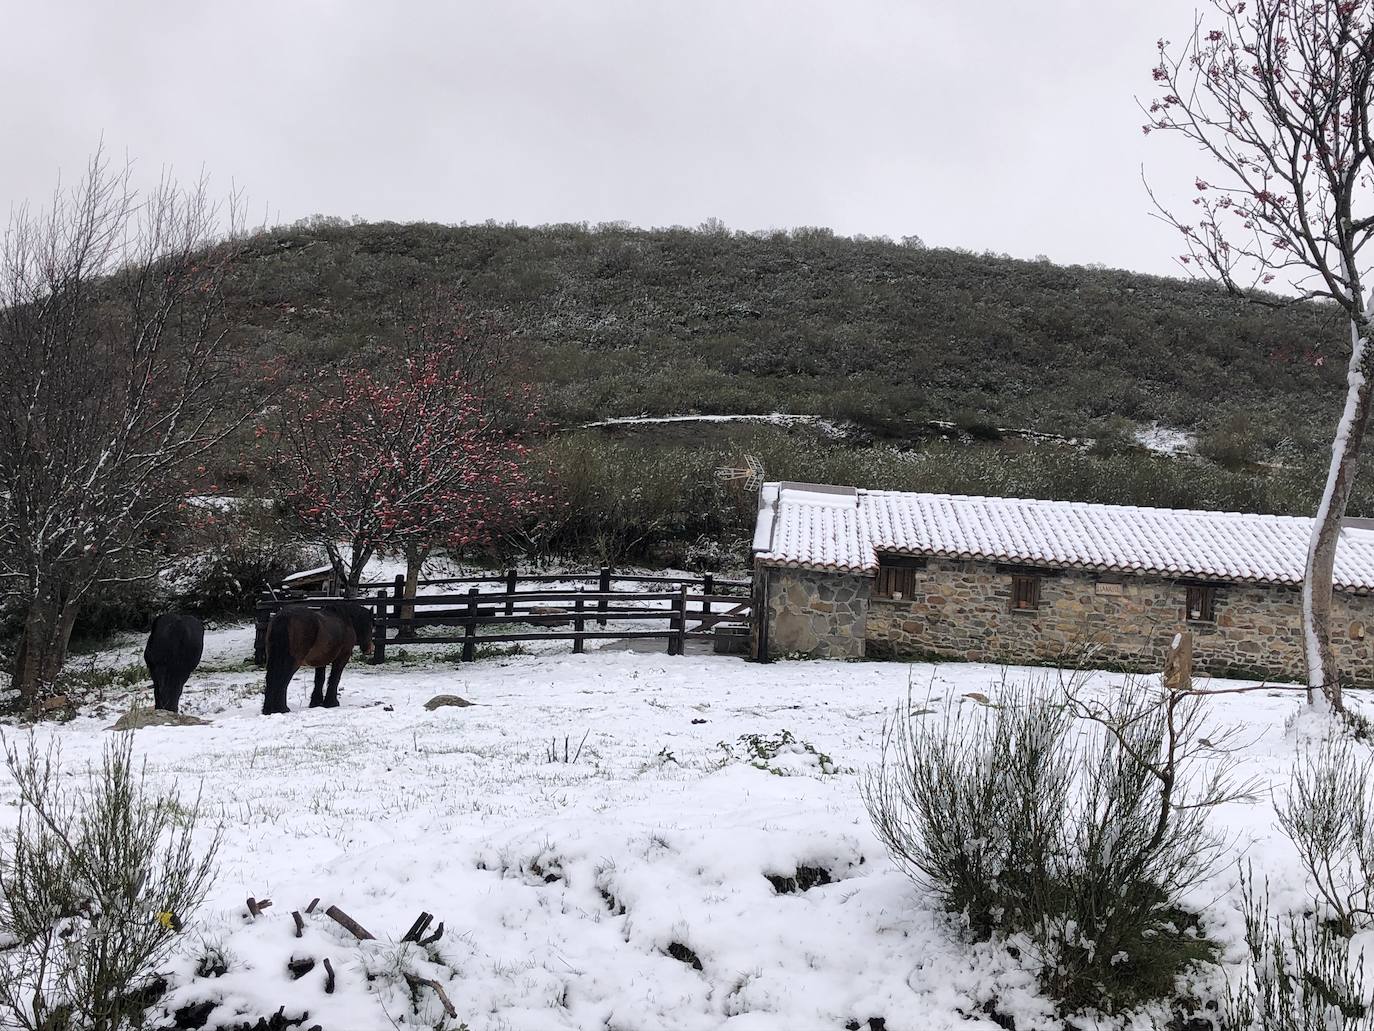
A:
[1221, 867, 1373, 1031]
[1218, 735, 1374, 1029]
[863, 677, 1073, 941]
[718, 729, 844, 776]
[172, 530, 306, 620]
[0, 732, 219, 1031]
[1277, 734, 1374, 937]
[68, 576, 169, 650]
[864, 673, 1232, 1016]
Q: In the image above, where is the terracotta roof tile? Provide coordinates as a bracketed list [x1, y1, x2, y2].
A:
[752, 483, 1374, 590]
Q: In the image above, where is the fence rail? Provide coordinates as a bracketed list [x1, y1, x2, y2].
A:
[254, 569, 753, 664]
[271, 565, 750, 598]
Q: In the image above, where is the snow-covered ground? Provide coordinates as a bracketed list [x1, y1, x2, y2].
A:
[579, 413, 846, 439]
[0, 630, 1359, 1030]
[1133, 423, 1196, 456]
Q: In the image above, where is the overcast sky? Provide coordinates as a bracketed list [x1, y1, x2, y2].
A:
[1, 0, 1209, 279]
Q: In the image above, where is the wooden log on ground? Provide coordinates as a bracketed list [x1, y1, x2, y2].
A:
[325, 904, 376, 941]
[400, 912, 434, 943]
[419, 921, 444, 946]
[323, 957, 336, 994]
[292, 911, 305, 938]
[404, 974, 458, 1018]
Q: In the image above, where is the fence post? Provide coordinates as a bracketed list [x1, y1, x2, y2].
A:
[371, 590, 388, 665]
[253, 606, 270, 666]
[703, 573, 714, 621]
[598, 566, 611, 626]
[393, 573, 408, 640]
[573, 591, 585, 655]
[505, 568, 517, 615]
[669, 585, 688, 656]
[1164, 629, 1193, 692]
[462, 587, 479, 663]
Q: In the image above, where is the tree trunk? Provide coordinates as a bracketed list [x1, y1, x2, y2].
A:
[1302, 316, 1374, 713]
[399, 543, 428, 640]
[343, 543, 373, 598]
[323, 543, 350, 597]
[12, 584, 80, 710]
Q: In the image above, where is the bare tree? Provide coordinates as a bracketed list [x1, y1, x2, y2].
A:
[0, 149, 246, 710]
[1146, 1, 1374, 711]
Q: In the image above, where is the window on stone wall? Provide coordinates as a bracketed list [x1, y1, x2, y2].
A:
[1186, 585, 1216, 623]
[1010, 574, 1041, 612]
[875, 555, 926, 599]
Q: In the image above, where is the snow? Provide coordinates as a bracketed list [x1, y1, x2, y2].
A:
[755, 481, 1374, 590]
[185, 496, 270, 512]
[281, 564, 333, 584]
[1132, 423, 1195, 456]
[580, 413, 845, 438]
[0, 633, 1359, 1030]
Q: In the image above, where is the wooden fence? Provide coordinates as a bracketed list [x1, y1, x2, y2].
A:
[254, 569, 753, 664]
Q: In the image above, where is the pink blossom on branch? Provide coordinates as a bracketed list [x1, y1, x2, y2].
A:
[1144, 0, 1374, 711]
[262, 331, 550, 589]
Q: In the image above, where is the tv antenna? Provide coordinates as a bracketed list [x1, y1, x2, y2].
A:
[715, 454, 765, 492]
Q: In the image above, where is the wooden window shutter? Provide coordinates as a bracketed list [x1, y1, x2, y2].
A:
[876, 555, 924, 599]
[1010, 574, 1040, 612]
[1186, 585, 1216, 623]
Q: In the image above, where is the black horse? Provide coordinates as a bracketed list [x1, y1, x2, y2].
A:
[264, 601, 374, 715]
[144, 613, 205, 713]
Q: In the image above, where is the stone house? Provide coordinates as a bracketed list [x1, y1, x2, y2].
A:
[750, 481, 1374, 685]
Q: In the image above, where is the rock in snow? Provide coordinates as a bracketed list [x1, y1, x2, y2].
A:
[423, 694, 474, 710]
[109, 706, 211, 730]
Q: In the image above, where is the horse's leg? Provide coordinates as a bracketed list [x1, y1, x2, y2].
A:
[309, 666, 327, 707]
[151, 668, 167, 712]
[263, 664, 297, 715]
[168, 670, 186, 714]
[323, 657, 346, 708]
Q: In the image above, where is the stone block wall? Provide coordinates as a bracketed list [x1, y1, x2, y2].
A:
[863, 558, 1374, 686]
[757, 566, 870, 659]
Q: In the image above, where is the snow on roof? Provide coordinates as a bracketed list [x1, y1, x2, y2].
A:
[281, 564, 334, 584]
[752, 482, 1374, 591]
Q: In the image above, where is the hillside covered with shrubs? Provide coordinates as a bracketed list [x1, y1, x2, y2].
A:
[225, 218, 1345, 449]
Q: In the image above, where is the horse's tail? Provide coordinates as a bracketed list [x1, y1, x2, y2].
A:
[264, 612, 296, 711]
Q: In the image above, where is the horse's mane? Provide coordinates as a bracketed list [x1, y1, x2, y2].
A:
[320, 600, 374, 637]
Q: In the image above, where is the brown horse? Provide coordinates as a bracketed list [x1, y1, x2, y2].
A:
[263, 602, 374, 715]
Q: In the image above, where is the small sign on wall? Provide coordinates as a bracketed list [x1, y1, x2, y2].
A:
[1095, 581, 1125, 596]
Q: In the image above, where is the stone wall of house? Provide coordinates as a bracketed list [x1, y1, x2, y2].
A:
[862, 559, 1374, 686]
[757, 566, 870, 659]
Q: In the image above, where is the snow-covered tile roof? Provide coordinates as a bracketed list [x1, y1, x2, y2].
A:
[751, 482, 1374, 591]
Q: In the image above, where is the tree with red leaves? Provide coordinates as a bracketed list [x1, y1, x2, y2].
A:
[268, 336, 545, 598]
[1147, 0, 1374, 712]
